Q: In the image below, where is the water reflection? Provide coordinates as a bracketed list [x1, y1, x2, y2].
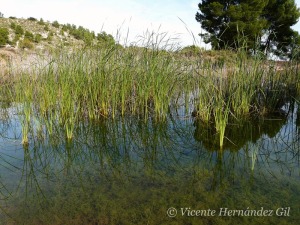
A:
[193, 112, 289, 151]
[0, 104, 299, 224]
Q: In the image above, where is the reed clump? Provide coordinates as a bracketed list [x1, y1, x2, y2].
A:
[2, 34, 299, 146]
[5, 34, 189, 141]
[192, 52, 300, 148]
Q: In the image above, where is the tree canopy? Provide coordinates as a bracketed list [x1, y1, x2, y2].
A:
[196, 0, 300, 57]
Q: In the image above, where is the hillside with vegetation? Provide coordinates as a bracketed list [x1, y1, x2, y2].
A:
[0, 15, 242, 80]
[0, 16, 115, 49]
[0, 15, 118, 79]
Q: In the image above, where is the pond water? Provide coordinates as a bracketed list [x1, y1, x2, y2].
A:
[0, 103, 299, 225]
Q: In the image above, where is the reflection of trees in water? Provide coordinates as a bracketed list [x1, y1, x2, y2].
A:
[1, 112, 297, 177]
[0, 108, 300, 224]
[193, 103, 300, 190]
[193, 113, 287, 151]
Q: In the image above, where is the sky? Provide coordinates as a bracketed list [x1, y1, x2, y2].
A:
[1, 0, 300, 48]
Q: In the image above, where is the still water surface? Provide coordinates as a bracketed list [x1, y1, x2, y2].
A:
[0, 103, 299, 224]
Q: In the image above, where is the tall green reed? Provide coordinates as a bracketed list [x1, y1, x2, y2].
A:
[13, 73, 35, 145]
[4, 31, 300, 147]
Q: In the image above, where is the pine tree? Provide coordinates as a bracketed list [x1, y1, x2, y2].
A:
[196, 0, 300, 56]
[262, 0, 300, 56]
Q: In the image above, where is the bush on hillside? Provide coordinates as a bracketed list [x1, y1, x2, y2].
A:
[10, 22, 16, 29]
[47, 32, 53, 42]
[15, 25, 24, 36]
[34, 34, 42, 43]
[19, 38, 34, 49]
[180, 45, 203, 57]
[38, 18, 45, 25]
[25, 31, 34, 42]
[52, 21, 60, 28]
[44, 25, 49, 31]
[0, 27, 9, 46]
[27, 17, 37, 21]
[97, 32, 115, 46]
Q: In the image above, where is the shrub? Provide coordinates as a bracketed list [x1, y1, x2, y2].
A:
[9, 16, 16, 19]
[0, 27, 9, 46]
[19, 38, 34, 49]
[27, 17, 37, 21]
[10, 22, 16, 29]
[38, 18, 45, 25]
[25, 31, 34, 42]
[62, 24, 69, 32]
[15, 25, 24, 36]
[34, 34, 42, 43]
[47, 33, 53, 42]
[97, 32, 115, 46]
[180, 45, 203, 57]
[52, 21, 60, 28]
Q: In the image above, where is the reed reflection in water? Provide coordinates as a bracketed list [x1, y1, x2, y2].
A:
[0, 104, 299, 225]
